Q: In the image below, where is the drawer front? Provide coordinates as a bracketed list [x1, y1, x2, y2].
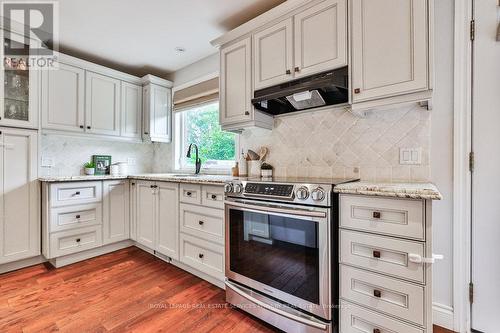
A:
[50, 181, 102, 207]
[340, 300, 424, 333]
[50, 203, 102, 232]
[179, 233, 224, 280]
[340, 195, 424, 240]
[180, 184, 202, 205]
[340, 230, 425, 283]
[340, 265, 425, 326]
[180, 203, 224, 244]
[201, 185, 224, 209]
[49, 226, 103, 258]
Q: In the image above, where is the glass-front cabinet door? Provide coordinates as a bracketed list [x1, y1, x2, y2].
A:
[0, 32, 40, 129]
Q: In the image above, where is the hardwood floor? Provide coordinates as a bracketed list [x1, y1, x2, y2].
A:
[0, 247, 455, 333]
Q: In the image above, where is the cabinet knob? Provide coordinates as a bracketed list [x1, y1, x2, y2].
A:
[286, 69, 291, 75]
[354, 88, 361, 94]
[131, 183, 135, 186]
[76, 215, 81, 219]
[186, 191, 192, 196]
[198, 253, 204, 259]
[373, 250, 381, 258]
[372, 211, 381, 219]
[86, 126, 91, 130]
[198, 220, 204, 226]
[373, 289, 382, 298]
[76, 238, 81, 243]
[294, 66, 300, 72]
[211, 194, 217, 200]
[144, 132, 149, 135]
[244, 111, 250, 116]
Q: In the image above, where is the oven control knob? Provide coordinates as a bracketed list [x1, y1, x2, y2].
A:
[234, 184, 243, 194]
[311, 187, 326, 201]
[296, 187, 309, 200]
[224, 183, 234, 193]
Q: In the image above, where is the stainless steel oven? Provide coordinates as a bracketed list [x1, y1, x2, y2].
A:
[223, 179, 353, 333]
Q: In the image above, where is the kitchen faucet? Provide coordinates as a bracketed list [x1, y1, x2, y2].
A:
[186, 143, 201, 174]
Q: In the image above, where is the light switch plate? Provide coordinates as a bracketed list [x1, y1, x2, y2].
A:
[399, 148, 421, 165]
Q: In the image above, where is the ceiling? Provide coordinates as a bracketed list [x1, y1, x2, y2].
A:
[56, 0, 285, 78]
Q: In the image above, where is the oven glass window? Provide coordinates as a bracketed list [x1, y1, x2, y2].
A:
[229, 208, 320, 304]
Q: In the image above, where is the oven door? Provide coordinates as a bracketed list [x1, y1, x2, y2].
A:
[225, 198, 331, 320]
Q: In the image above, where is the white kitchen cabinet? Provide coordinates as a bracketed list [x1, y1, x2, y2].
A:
[120, 82, 142, 139]
[351, 0, 429, 102]
[156, 182, 179, 260]
[293, 0, 347, 78]
[103, 180, 130, 245]
[0, 127, 39, 264]
[135, 180, 156, 249]
[85, 71, 121, 136]
[41, 62, 85, 132]
[253, 18, 293, 89]
[142, 75, 173, 143]
[0, 33, 40, 129]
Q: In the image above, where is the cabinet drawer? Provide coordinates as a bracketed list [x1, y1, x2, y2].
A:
[50, 203, 102, 232]
[50, 181, 102, 207]
[340, 230, 425, 283]
[179, 233, 224, 280]
[340, 195, 425, 240]
[340, 300, 424, 333]
[180, 184, 201, 205]
[201, 185, 224, 209]
[180, 204, 224, 244]
[49, 226, 102, 258]
[340, 265, 425, 326]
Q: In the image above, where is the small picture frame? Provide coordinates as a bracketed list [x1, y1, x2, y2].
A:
[93, 155, 112, 175]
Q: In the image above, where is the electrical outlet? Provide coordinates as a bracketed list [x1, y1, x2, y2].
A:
[41, 156, 54, 167]
[127, 157, 137, 166]
[399, 148, 421, 165]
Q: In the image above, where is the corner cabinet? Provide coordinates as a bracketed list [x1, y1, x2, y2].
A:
[142, 75, 173, 143]
[350, 0, 430, 103]
[0, 128, 39, 264]
[220, 38, 273, 132]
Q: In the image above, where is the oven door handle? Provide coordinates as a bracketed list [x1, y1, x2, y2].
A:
[225, 280, 328, 331]
[226, 200, 327, 219]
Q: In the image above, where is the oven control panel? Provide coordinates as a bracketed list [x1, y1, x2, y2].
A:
[244, 183, 294, 198]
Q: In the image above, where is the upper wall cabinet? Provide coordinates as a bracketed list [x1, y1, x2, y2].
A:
[351, 0, 430, 103]
[121, 82, 142, 140]
[294, 0, 347, 78]
[142, 75, 173, 143]
[0, 33, 40, 129]
[85, 71, 121, 136]
[42, 62, 85, 132]
[253, 19, 294, 90]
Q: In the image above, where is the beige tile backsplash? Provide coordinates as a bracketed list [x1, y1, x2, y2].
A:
[240, 104, 431, 182]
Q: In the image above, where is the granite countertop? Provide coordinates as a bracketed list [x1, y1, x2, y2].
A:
[333, 181, 442, 200]
[38, 173, 232, 185]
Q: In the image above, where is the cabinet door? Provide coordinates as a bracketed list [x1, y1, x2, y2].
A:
[121, 82, 142, 139]
[103, 180, 130, 245]
[85, 71, 121, 136]
[0, 128, 39, 264]
[253, 18, 293, 89]
[294, 0, 347, 78]
[220, 38, 253, 125]
[148, 85, 171, 143]
[156, 182, 178, 259]
[135, 180, 156, 249]
[42, 62, 85, 132]
[351, 0, 429, 101]
[0, 33, 40, 129]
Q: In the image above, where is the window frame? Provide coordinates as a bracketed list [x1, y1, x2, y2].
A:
[172, 100, 239, 174]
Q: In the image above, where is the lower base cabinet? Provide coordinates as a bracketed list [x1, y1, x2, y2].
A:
[103, 180, 130, 245]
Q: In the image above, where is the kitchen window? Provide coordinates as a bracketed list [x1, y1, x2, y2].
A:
[174, 101, 237, 172]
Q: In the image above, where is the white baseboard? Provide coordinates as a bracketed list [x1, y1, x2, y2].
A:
[434, 302, 455, 331]
[0, 255, 47, 274]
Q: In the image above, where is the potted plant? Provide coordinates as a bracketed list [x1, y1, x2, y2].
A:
[84, 161, 95, 175]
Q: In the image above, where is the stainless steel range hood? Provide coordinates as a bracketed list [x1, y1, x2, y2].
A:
[251, 66, 348, 116]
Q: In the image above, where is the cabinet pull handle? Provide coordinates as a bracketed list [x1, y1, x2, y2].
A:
[244, 111, 250, 116]
[286, 69, 291, 75]
[87, 126, 91, 130]
[373, 289, 382, 298]
[354, 88, 361, 94]
[75, 191, 81, 195]
[373, 329, 381, 333]
[76, 238, 81, 243]
[198, 220, 204, 226]
[373, 250, 381, 258]
[294, 66, 300, 72]
[211, 194, 217, 200]
[76, 215, 81, 219]
[144, 132, 149, 135]
[198, 253, 204, 259]
[79, 125, 84, 129]
[372, 211, 381, 219]
[131, 183, 135, 186]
